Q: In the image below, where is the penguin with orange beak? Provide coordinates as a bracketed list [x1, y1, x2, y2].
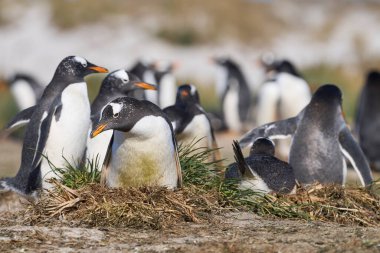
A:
[91, 97, 182, 189]
[1, 56, 108, 196]
[86, 69, 157, 167]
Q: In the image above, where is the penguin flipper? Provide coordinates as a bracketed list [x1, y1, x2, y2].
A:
[1, 106, 36, 137]
[239, 116, 298, 148]
[339, 126, 373, 187]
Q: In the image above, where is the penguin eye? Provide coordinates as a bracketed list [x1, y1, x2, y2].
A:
[122, 78, 128, 83]
[81, 62, 87, 68]
[113, 113, 119, 118]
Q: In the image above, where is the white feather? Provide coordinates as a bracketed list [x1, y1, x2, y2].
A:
[177, 114, 213, 150]
[340, 146, 364, 186]
[85, 129, 113, 170]
[223, 80, 241, 132]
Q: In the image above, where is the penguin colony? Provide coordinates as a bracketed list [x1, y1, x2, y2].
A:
[0, 55, 376, 199]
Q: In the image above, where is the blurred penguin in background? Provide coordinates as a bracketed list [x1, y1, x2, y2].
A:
[153, 61, 177, 109]
[212, 57, 251, 133]
[129, 60, 156, 100]
[255, 59, 311, 159]
[163, 84, 221, 163]
[355, 70, 380, 171]
[1, 73, 45, 111]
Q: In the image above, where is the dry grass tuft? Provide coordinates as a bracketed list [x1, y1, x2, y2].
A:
[26, 180, 220, 229]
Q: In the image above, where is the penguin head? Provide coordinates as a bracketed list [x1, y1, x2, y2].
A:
[101, 69, 157, 96]
[54, 56, 108, 82]
[175, 84, 200, 106]
[366, 70, 380, 87]
[272, 60, 301, 77]
[311, 84, 342, 107]
[212, 57, 237, 69]
[91, 97, 155, 137]
[250, 138, 275, 156]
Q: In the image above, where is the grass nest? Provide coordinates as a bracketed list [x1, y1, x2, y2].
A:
[22, 140, 380, 229]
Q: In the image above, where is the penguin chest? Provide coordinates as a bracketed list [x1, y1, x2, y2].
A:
[223, 86, 241, 132]
[108, 116, 178, 189]
[177, 114, 212, 149]
[43, 82, 90, 170]
[10, 80, 37, 110]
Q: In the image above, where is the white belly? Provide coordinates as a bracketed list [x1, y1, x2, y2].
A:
[108, 116, 178, 189]
[256, 82, 280, 125]
[85, 129, 113, 170]
[10, 80, 37, 110]
[239, 177, 271, 194]
[223, 87, 241, 132]
[177, 114, 213, 150]
[40, 82, 90, 187]
[159, 74, 176, 108]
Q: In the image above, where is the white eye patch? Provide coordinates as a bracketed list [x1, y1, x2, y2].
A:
[74, 56, 87, 66]
[110, 102, 123, 116]
[190, 84, 197, 95]
[113, 69, 129, 82]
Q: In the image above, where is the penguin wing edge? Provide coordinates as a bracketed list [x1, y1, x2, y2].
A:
[339, 126, 373, 187]
[239, 116, 298, 148]
[1, 106, 36, 137]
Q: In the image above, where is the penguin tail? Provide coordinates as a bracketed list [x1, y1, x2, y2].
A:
[232, 140, 250, 176]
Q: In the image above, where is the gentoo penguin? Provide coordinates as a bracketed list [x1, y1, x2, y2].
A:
[91, 97, 182, 189]
[355, 70, 380, 171]
[0, 56, 108, 196]
[154, 62, 177, 108]
[163, 84, 221, 162]
[129, 60, 156, 100]
[86, 69, 157, 167]
[212, 57, 251, 132]
[239, 84, 373, 187]
[225, 139, 296, 194]
[256, 59, 311, 126]
[3, 73, 45, 111]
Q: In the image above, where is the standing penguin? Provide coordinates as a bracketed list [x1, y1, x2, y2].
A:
[213, 57, 251, 132]
[86, 69, 157, 167]
[355, 70, 380, 171]
[91, 97, 182, 189]
[0, 56, 108, 196]
[163, 84, 220, 162]
[154, 62, 177, 108]
[239, 84, 373, 187]
[225, 139, 296, 194]
[256, 59, 311, 126]
[3, 73, 45, 111]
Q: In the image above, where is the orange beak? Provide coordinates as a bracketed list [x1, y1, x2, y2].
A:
[88, 66, 109, 73]
[181, 90, 189, 97]
[134, 82, 157, 90]
[91, 123, 107, 138]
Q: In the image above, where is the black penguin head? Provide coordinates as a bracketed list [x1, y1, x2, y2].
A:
[212, 57, 238, 70]
[250, 138, 275, 156]
[366, 70, 380, 87]
[54, 56, 108, 82]
[311, 84, 342, 106]
[91, 97, 160, 137]
[100, 69, 157, 96]
[175, 84, 200, 106]
[272, 60, 301, 77]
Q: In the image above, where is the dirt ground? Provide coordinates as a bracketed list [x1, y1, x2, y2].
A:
[1, 138, 380, 252]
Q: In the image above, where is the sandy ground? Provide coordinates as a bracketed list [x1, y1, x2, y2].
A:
[1, 137, 380, 252]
